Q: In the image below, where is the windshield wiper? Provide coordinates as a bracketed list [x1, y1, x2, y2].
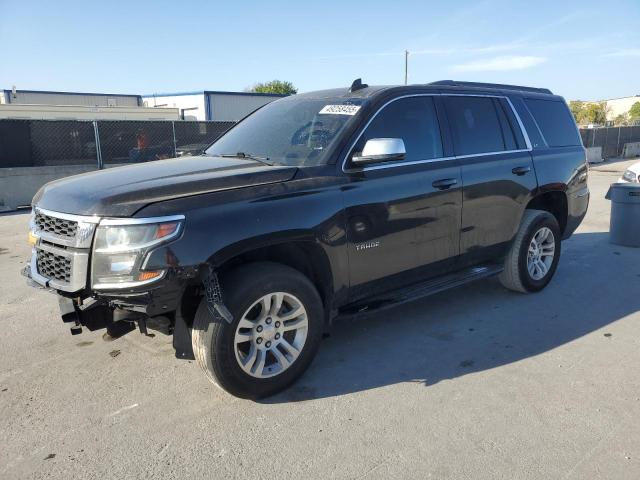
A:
[217, 152, 272, 166]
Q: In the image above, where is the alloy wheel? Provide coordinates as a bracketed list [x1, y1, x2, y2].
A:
[233, 292, 308, 378]
[527, 226, 555, 281]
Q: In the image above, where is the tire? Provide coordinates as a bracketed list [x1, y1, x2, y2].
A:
[499, 209, 561, 293]
[192, 262, 324, 399]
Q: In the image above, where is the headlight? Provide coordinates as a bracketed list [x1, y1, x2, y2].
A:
[28, 210, 38, 246]
[91, 215, 184, 289]
[622, 170, 639, 183]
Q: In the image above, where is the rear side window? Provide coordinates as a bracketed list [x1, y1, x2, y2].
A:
[446, 96, 506, 155]
[353, 96, 443, 162]
[498, 98, 527, 149]
[524, 99, 581, 147]
[494, 100, 518, 150]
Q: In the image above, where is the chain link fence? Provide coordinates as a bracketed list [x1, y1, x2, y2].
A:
[4, 119, 639, 169]
[580, 126, 640, 159]
[0, 119, 235, 168]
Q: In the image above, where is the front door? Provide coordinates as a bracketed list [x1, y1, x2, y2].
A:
[341, 95, 462, 300]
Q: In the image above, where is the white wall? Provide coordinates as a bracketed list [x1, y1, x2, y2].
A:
[143, 94, 206, 120]
[8, 91, 140, 107]
[0, 104, 179, 120]
[0, 165, 98, 210]
[606, 96, 640, 120]
[207, 93, 281, 121]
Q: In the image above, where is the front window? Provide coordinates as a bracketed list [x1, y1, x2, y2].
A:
[351, 96, 444, 163]
[206, 96, 365, 166]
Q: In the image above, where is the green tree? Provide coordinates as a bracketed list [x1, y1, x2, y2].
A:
[629, 101, 640, 121]
[613, 113, 629, 126]
[248, 80, 297, 95]
[577, 102, 608, 125]
[569, 100, 584, 122]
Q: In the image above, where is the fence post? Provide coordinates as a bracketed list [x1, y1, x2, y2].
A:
[171, 121, 177, 157]
[93, 121, 103, 169]
[617, 127, 622, 157]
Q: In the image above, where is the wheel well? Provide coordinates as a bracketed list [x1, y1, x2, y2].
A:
[178, 242, 333, 332]
[526, 191, 568, 235]
[216, 242, 333, 312]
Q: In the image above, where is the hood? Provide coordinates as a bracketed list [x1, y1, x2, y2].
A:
[33, 156, 298, 217]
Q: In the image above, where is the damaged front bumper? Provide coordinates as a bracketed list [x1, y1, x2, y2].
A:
[23, 207, 203, 359]
[22, 261, 137, 333]
[23, 260, 197, 359]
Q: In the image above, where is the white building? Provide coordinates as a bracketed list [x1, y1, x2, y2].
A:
[2, 89, 142, 107]
[143, 91, 287, 121]
[0, 88, 178, 120]
[603, 95, 640, 120]
[0, 103, 179, 121]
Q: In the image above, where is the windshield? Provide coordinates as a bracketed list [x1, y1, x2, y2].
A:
[206, 95, 365, 166]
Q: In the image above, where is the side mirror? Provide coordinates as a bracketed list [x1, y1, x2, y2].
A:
[351, 138, 406, 165]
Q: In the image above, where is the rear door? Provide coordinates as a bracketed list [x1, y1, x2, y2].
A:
[443, 94, 537, 265]
[342, 95, 462, 299]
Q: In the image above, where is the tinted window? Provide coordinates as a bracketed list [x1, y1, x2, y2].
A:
[353, 96, 443, 162]
[494, 99, 517, 151]
[499, 98, 527, 149]
[524, 99, 581, 147]
[512, 99, 545, 148]
[446, 96, 505, 155]
[207, 96, 364, 166]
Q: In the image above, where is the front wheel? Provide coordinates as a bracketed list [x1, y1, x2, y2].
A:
[499, 209, 561, 293]
[191, 262, 324, 399]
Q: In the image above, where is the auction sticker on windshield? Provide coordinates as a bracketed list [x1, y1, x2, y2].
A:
[319, 105, 361, 115]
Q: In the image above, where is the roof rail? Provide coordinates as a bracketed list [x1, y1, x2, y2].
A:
[428, 80, 553, 95]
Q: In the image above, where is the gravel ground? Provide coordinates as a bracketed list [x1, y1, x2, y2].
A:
[1, 158, 639, 479]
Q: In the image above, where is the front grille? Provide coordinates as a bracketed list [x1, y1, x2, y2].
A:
[35, 211, 78, 238]
[29, 209, 95, 292]
[36, 249, 71, 283]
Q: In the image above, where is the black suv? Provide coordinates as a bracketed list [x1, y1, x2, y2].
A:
[24, 80, 589, 398]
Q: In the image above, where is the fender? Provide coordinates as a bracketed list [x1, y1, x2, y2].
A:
[528, 146, 589, 239]
[139, 173, 351, 305]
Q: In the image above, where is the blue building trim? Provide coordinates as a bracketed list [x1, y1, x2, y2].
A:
[142, 91, 205, 98]
[205, 95, 213, 121]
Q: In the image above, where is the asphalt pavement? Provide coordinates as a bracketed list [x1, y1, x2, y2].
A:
[1, 158, 639, 479]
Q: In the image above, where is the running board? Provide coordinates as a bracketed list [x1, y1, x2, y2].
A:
[340, 264, 503, 316]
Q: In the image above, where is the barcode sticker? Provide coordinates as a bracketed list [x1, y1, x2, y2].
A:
[319, 104, 361, 116]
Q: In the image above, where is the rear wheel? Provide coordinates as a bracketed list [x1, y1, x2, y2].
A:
[499, 209, 561, 293]
[192, 262, 323, 399]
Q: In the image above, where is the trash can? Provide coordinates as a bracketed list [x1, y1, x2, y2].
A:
[606, 183, 640, 247]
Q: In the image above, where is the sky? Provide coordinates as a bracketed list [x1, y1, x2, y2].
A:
[0, 0, 639, 101]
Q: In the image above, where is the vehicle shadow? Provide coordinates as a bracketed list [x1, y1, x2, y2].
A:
[263, 231, 640, 403]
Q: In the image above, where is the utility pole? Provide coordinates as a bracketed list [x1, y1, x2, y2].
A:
[404, 50, 409, 85]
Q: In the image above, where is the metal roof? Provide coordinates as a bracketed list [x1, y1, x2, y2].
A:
[3, 89, 142, 98]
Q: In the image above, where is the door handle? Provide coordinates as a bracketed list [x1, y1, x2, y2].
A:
[432, 178, 458, 190]
[512, 166, 531, 176]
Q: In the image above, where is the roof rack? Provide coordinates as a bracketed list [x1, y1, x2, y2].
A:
[428, 80, 552, 95]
